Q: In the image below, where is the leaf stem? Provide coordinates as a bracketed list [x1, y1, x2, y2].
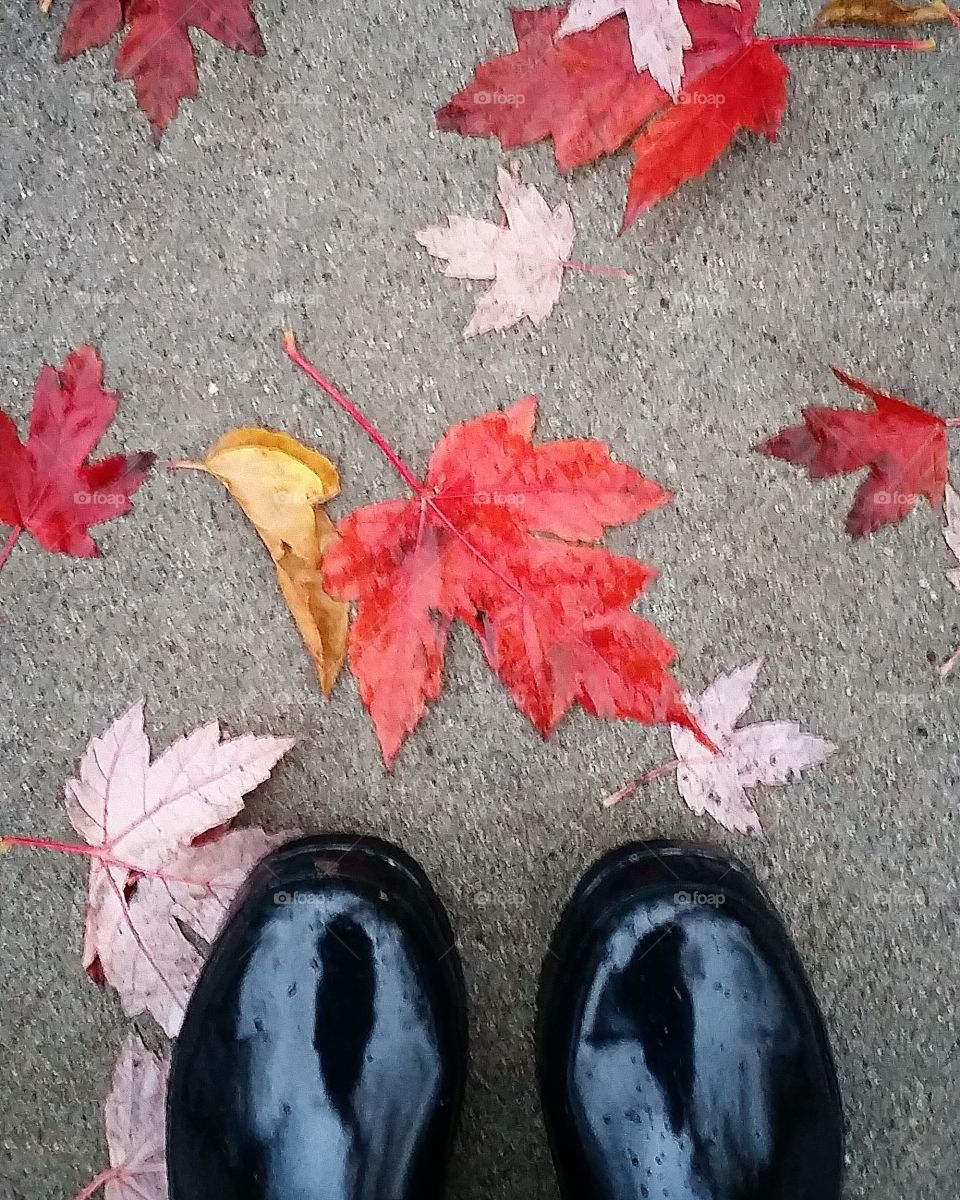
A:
[1, 834, 218, 888]
[938, 0, 960, 26]
[561, 260, 633, 279]
[601, 758, 682, 808]
[0, 526, 22, 577]
[283, 332, 426, 495]
[72, 1168, 117, 1200]
[755, 32, 936, 50]
[281, 332, 718, 755]
[281, 331, 531, 604]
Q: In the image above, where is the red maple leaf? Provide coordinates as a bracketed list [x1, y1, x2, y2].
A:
[755, 366, 953, 536]
[437, 3, 759, 174]
[437, 4, 933, 225]
[0, 345, 154, 575]
[284, 333, 713, 767]
[57, 0, 265, 136]
[623, 43, 789, 228]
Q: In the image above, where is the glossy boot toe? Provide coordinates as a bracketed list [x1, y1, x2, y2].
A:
[167, 834, 467, 1200]
[537, 841, 844, 1200]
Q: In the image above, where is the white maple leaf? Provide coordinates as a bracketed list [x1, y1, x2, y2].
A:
[159, 824, 283, 942]
[671, 660, 836, 833]
[606, 660, 835, 833]
[63, 702, 294, 1035]
[940, 484, 960, 677]
[416, 167, 576, 339]
[91, 870, 203, 1038]
[557, 0, 739, 99]
[99, 826, 282, 1036]
[72, 1032, 168, 1200]
[943, 483, 960, 593]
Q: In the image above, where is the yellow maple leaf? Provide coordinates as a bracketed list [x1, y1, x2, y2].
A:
[173, 428, 348, 695]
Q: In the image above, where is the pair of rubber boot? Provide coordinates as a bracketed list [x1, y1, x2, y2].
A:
[167, 836, 844, 1200]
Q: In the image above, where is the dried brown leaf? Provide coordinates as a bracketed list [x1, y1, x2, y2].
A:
[174, 428, 347, 694]
[814, 0, 951, 27]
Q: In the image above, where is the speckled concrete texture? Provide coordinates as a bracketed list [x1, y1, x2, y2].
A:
[0, 0, 958, 1196]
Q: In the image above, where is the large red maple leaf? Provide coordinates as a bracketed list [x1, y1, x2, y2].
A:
[0, 345, 154, 570]
[58, 0, 265, 135]
[755, 366, 951, 536]
[437, 3, 760, 174]
[285, 334, 712, 766]
[437, 4, 931, 225]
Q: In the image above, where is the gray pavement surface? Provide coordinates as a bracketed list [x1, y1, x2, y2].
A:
[1, 0, 958, 1196]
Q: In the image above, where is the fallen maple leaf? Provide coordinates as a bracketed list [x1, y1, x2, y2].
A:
[756, 367, 954, 536]
[0, 346, 154, 579]
[2, 702, 294, 1035]
[57, 0, 265, 136]
[72, 1032, 168, 1200]
[814, 0, 954, 26]
[604, 659, 836, 832]
[557, 0, 740, 98]
[416, 166, 629, 337]
[438, 4, 759, 173]
[417, 166, 573, 337]
[940, 484, 960, 677]
[145, 825, 281, 942]
[283, 332, 713, 767]
[172, 427, 348, 695]
[623, 43, 788, 226]
[944, 485, 960, 593]
[437, 5, 934, 225]
[101, 825, 283, 1033]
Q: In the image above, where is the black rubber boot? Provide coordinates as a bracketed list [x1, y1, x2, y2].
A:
[167, 834, 467, 1200]
[537, 840, 844, 1200]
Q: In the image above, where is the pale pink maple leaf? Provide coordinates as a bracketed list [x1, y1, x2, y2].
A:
[72, 1032, 168, 1200]
[557, 0, 739, 98]
[63, 701, 294, 1033]
[605, 659, 835, 833]
[416, 167, 576, 339]
[91, 871, 203, 1037]
[101, 825, 284, 1035]
[940, 484, 960, 677]
[943, 484, 960, 594]
[159, 824, 284, 942]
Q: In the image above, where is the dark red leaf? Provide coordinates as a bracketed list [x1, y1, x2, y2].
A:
[0, 346, 154, 559]
[756, 366, 949, 536]
[58, 0, 124, 55]
[58, 0, 265, 135]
